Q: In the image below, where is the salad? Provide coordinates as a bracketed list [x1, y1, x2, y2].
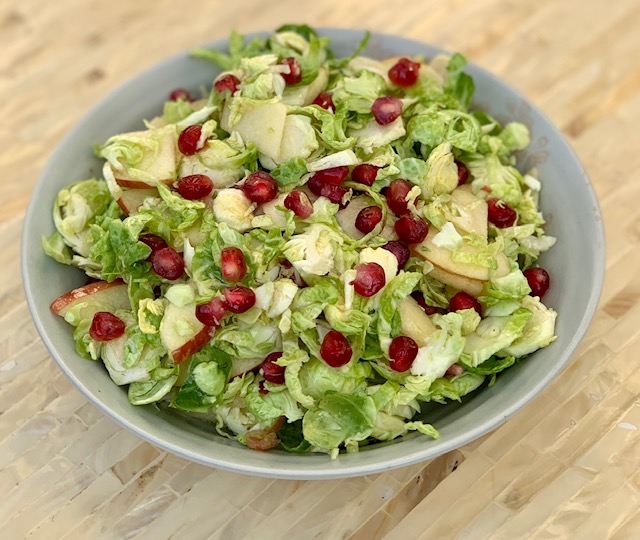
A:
[43, 25, 557, 457]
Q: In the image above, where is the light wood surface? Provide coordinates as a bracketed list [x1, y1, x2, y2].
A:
[2, 0, 639, 538]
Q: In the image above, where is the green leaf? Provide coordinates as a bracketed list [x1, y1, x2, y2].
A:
[275, 24, 318, 41]
[278, 419, 311, 453]
[271, 157, 308, 187]
[445, 53, 475, 110]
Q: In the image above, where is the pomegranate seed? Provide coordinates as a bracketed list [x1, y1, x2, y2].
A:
[322, 183, 349, 205]
[355, 206, 383, 234]
[89, 312, 126, 341]
[223, 286, 256, 313]
[445, 363, 465, 377]
[312, 91, 335, 112]
[284, 189, 314, 219]
[456, 160, 469, 185]
[214, 74, 240, 94]
[176, 174, 213, 200]
[195, 296, 227, 326]
[169, 88, 193, 101]
[151, 247, 184, 280]
[139, 234, 168, 261]
[320, 330, 352, 367]
[241, 171, 278, 204]
[523, 267, 550, 298]
[382, 241, 410, 270]
[352, 262, 386, 297]
[178, 125, 203, 156]
[386, 179, 412, 216]
[487, 198, 517, 228]
[258, 380, 270, 394]
[313, 166, 349, 185]
[388, 336, 419, 372]
[307, 174, 324, 197]
[394, 215, 428, 244]
[372, 96, 402, 125]
[388, 58, 421, 87]
[281, 57, 302, 85]
[280, 260, 307, 288]
[220, 247, 247, 283]
[261, 352, 285, 384]
[411, 291, 441, 315]
[351, 164, 379, 186]
[449, 291, 482, 315]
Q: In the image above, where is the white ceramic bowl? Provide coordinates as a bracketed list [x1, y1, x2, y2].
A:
[22, 29, 605, 479]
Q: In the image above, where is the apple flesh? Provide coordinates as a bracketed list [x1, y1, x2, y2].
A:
[450, 185, 488, 238]
[429, 265, 484, 296]
[50, 279, 129, 318]
[397, 296, 437, 347]
[335, 196, 397, 241]
[229, 357, 264, 379]
[159, 302, 214, 365]
[117, 188, 158, 216]
[281, 66, 329, 106]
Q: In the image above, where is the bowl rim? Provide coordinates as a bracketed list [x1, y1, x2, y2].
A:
[22, 27, 605, 479]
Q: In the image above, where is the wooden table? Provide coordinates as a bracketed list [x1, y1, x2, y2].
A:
[2, 1, 639, 538]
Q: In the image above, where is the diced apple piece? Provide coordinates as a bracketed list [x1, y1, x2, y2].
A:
[221, 102, 287, 163]
[429, 265, 484, 296]
[415, 227, 491, 281]
[159, 302, 214, 365]
[50, 280, 129, 318]
[282, 66, 329, 106]
[117, 188, 159, 216]
[229, 357, 264, 379]
[450, 185, 488, 238]
[398, 296, 437, 347]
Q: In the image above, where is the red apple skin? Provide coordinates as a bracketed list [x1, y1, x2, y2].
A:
[50, 279, 127, 317]
[115, 178, 174, 189]
[170, 326, 216, 365]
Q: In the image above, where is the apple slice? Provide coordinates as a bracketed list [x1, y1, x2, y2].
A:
[50, 280, 129, 318]
[415, 227, 492, 281]
[115, 178, 174, 189]
[335, 196, 397, 241]
[229, 357, 264, 379]
[429, 265, 484, 296]
[220, 102, 287, 163]
[450, 185, 488, 238]
[117, 188, 159, 216]
[281, 66, 329, 106]
[398, 296, 437, 347]
[159, 302, 214, 365]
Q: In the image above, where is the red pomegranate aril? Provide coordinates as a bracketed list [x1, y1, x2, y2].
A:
[258, 380, 270, 395]
[320, 330, 352, 367]
[284, 189, 314, 219]
[281, 57, 302, 85]
[487, 198, 517, 228]
[261, 352, 285, 384]
[312, 91, 335, 112]
[449, 291, 482, 315]
[151, 247, 185, 280]
[90, 312, 126, 341]
[388, 335, 419, 372]
[307, 174, 324, 196]
[382, 241, 411, 270]
[279, 260, 307, 288]
[176, 174, 213, 200]
[411, 291, 440, 315]
[321, 183, 349, 206]
[242, 171, 278, 204]
[214, 74, 241, 94]
[223, 286, 256, 314]
[386, 179, 412, 216]
[195, 296, 227, 326]
[139, 234, 168, 261]
[352, 262, 386, 297]
[523, 267, 550, 298]
[355, 206, 383, 234]
[351, 164, 379, 186]
[221, 247, 247, 283]
[456, 160, 469, 185]
[388, 57, 420, 87]
[372, 96, 403, 125]
[394, 215, 428, 244]
[178, 125, 203, 156]
[445, 363, 465, 377]
[313, 166, 349, 185]
[169, 88, 193, 102]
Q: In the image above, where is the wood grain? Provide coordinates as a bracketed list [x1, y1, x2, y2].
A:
[2, 0, 640, 538]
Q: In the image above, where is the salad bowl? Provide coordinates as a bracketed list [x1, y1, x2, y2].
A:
[22, 28, 604, 479]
